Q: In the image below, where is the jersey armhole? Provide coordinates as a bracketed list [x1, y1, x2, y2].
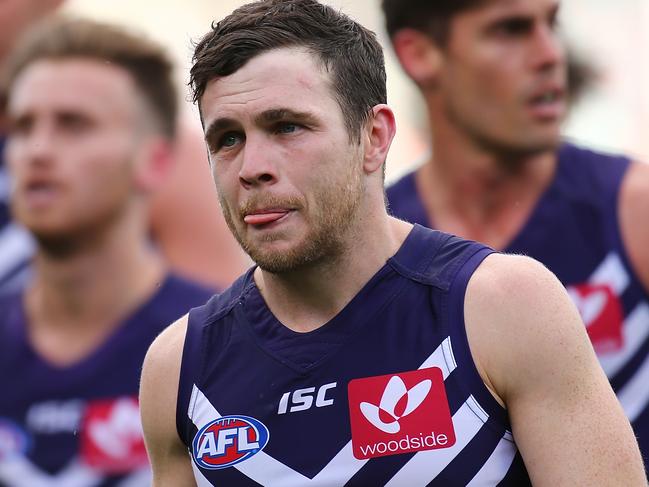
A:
[175, 307, 207, 447]
[445, 247, 512, 433]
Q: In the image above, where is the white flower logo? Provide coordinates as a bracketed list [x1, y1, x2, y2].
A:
[360, 376, 432, 434]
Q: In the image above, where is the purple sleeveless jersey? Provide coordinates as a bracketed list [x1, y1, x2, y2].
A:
[0, 274, 213, 487]
[177, 226, 532, 486]
[387, 142, 649, 464]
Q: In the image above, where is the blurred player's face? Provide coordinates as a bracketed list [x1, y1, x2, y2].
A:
[201, 47, 365, 273]
[437, 0, 565, 155]
[6, 59, 148, 243]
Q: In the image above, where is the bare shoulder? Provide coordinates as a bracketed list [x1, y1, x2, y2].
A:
[464, 254, 645, 484]
[619, 160, 649, 292]
[464, 252, 579, 342]
[142, 314, 189, 377]
[140, 314, 188, 425]
[463, 253, 593, 403]
[140, 315, 196, 486]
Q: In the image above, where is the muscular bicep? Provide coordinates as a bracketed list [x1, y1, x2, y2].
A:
[140, 316, 196, 487]
[465, 254, 645, 486]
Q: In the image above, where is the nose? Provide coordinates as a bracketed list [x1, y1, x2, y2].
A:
[238, 135, 278, 189]
[531, 24, 565, 73]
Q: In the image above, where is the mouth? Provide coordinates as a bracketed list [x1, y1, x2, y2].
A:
[21, 180, 61, 208]
[528, 87, 566, 119]
[243, 209, 294, 226]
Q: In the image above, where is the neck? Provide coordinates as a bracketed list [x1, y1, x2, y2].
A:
[26, 209, 165, 340]
[418, 107, 558, 248]
[254, 195, 412, 333]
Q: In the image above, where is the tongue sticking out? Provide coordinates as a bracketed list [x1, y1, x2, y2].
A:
[244, 211, 289, 225]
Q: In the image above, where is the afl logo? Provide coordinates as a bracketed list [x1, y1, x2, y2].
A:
[192, 415, 269, 470]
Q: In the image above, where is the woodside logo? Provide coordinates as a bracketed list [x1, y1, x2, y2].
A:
[348, 368, 456, 460]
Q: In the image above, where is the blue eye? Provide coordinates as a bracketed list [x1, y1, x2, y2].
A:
[277, 123, 298, 134]
[220, 133, 242, 148]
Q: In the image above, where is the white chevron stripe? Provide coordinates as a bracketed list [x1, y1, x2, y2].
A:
[191, 460, 219, 487]
[190, 386, 313, 486]
[188, 336, 464, 486]
[590, 253, 629, 295]
[420, 336, 457, 379]
[466, 433, 517, 486]
[385, 397, 486, 487]
[617, 346, 649, 422]
[0, 457, 148, 487]
[598, 303, 649, 377]
[0, 457, 97, 487]
[0, 224, 34, 279]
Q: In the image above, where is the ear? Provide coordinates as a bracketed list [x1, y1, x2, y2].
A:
[391, 28, 443, 87]
[133, 136, 175, 193]
[362, 104, 396, 175]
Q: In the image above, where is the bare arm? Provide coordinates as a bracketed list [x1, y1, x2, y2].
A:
[140, 315, 196, 487]
[619, 160, 649, 293]
[465, 254, 646, 486]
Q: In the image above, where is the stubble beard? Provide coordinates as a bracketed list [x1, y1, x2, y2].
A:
[445, 94, 561, 170]
[219, 165, 364, 274]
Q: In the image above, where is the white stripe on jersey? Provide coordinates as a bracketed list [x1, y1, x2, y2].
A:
[384, 396, 486, 487]
[598, 303, 649, 377]
[191, 460, 219, 487]
[617, 343, 649, 422]
[190, 386, 324, 486]
[419, 336, 457, 379]
[0, 456, 96, 487]
[580, 252, 649, 421]
[0, 224, 34, 279]
[0, 456, 148, 487]
[466, 433, 517, 486]
[590, 253, 629, 295]
[188, 336, 509, 486]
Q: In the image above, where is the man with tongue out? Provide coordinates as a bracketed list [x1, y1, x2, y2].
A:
[139, 1, 644, 486]
[382, 0, 649, 468]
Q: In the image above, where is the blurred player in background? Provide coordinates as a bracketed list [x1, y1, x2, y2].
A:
[0, 17, 213, 486]
[0, 0, 248, 295]
[0, 0, 63, 293]
[382, 0, 649, 465]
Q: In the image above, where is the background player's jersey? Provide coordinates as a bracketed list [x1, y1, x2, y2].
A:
[387, 142, 649, 462]
[0, 274, 212, 487]
[0, 139, 34, 295]
[177, 226, 532, 486]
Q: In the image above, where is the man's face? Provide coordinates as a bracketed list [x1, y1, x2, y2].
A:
[200, 47, 365, 273]
[437, 0, 566, 155]
[6, 59, 147, 243]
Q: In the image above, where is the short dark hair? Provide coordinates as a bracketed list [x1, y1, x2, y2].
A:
[382, 0, 486, 45]
[2, 17, 177, 138]
[190, 0, 386, 142]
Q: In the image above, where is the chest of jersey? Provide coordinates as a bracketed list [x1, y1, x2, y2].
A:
[184, 276, 527, 486]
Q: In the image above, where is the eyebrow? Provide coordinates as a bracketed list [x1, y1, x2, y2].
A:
[253, 108, 318, 126]
[204, 108, 319, 143]
[204, 117, 237, 145]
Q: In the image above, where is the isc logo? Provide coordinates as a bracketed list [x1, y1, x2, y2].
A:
[277, 382, 337, 414]
[192, 415, 269, 470]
